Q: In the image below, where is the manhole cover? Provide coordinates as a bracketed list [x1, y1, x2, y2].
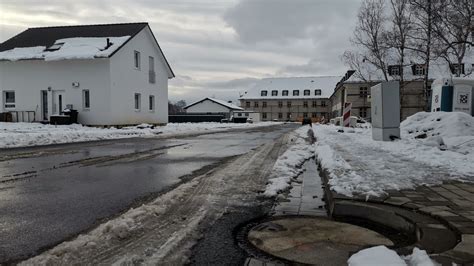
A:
[247, 217, 394, 265]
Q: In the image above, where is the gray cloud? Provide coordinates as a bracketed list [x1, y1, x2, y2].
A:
[1, 0, 361, 104]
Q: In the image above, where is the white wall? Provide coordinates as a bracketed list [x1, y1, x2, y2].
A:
[186, 100, 231, 113]
[109, 27, 169, 125]
[0, 59, 111, 125]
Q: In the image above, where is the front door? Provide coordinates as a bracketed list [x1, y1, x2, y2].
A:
[41, 91, 48, 120]
[52, 90, 65, 114]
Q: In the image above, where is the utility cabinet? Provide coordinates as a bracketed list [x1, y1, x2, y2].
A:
[371, 81, 400, 141]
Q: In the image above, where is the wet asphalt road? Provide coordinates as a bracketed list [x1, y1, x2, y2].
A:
[0, 124, 297, 263]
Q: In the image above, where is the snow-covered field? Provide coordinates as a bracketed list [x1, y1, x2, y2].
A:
[0, 122, 282, 149]
[315, 112, 474, 197]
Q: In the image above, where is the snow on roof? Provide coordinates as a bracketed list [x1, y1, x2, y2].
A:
[240, 76, 342, 100]
[0, 36, 130, 61]
[184, 97, 244, 110]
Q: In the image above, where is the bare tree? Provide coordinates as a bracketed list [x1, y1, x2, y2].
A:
[384, 0, 413, 117]
[341, 51, 369, 82]
[434, 0, 473, 77]
[407, 0, 445, 110]
[352, 0, 389, 81]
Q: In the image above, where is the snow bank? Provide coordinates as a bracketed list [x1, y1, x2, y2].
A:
[264, 126, 315, 196]
[401, 111, 474, 155]
[0, 36, 130, 61]
[0, 122, 282, 149]
[348, 246, 434, 266]
[313, 112, 474, 197]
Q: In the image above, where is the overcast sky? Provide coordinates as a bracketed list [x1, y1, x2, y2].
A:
[0, 0, 361, 104]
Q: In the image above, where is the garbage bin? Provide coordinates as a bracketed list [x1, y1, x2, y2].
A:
[0, 112, 13, 122]
[62, 109, 78, 124]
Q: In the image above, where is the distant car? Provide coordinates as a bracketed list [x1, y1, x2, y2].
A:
[247, 118, 253, 123]
[220, 118, 229, 123]
[302, 118, 312, 125]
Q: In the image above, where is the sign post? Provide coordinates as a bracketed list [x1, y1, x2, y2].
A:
[343, 102, 352, 127]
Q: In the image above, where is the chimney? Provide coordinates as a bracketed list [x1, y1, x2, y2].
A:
[106, 38, 111, 49]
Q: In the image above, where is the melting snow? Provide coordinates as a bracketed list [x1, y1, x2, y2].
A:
[0, 36, 130, 61]
[0, 122, 282, 148]
[314, 112, 474, 196]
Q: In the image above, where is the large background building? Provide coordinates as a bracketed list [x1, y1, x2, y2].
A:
[239, 76, 342, 122]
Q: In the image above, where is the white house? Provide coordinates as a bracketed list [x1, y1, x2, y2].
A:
[0, 22, 174, 125]
[184, 97, 243, 118]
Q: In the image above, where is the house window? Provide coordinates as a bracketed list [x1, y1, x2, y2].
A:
[293, 90, 299, 96]
[278, 101, 283, 108]
[134, 93, 141, 110]
[360, 107, 368, 118]
[287, 101, 292, 107]
[388, 65, 401, 76]
[261, 90, 268, 96]
[238, 113, 242, 117]
[312, 112, 317, 118]
[450, 63, 465, 75]
[413, 64, 426, 76]
[304, 90, 310, 96]
[134, 51, 141, 69]
[312, 101, 317, 107]
[315, 89, 322, 96]
[303, 113, 308, 118]
[82, 90, 90, 109]
[3, 91, 15, 109]
[303, 101, 308, 108]
[272, 90, 278, 96]
[278, 113, 283, 119]
[262, 101, 267, 108]
[254, 102, 259, 107]
[321, 100, 326, 107]
[360, 87, 368, 97]
[282, 90, 289, 96]
[246, 101, 250, 108]
[149, 56, 155, 84]
[149, 95, 155, 111]
[245, 113, 249, 117]
[262, 112, 267, 119]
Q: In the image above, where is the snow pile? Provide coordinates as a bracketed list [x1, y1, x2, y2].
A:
[348, 246, 434, 266]
[313, 116, 474, 196]
[20, 179, 200, 265]
[401, 111, 474, 155]
[0, 36, 130, 61]
[264, 126, 315, 196]
[0, 122, 282, 148]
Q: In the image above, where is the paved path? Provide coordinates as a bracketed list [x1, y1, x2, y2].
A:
[324, 179, 474, 264]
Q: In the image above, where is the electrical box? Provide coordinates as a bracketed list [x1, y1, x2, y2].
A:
[371, 81, 400, 141]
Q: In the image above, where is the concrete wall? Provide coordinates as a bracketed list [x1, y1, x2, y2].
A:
[0, 59, 111, 125]
[109, 27, 169, 125]
[239, 99, 331, 121]
[186, 100, 232, 113]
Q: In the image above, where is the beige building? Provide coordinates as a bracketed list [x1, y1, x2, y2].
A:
[239, 76, 342, 122]
[329, 57, 472, 121]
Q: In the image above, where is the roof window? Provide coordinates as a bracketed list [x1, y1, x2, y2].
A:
[261, 90, 268, 96]
[44, 42, 64, 51]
